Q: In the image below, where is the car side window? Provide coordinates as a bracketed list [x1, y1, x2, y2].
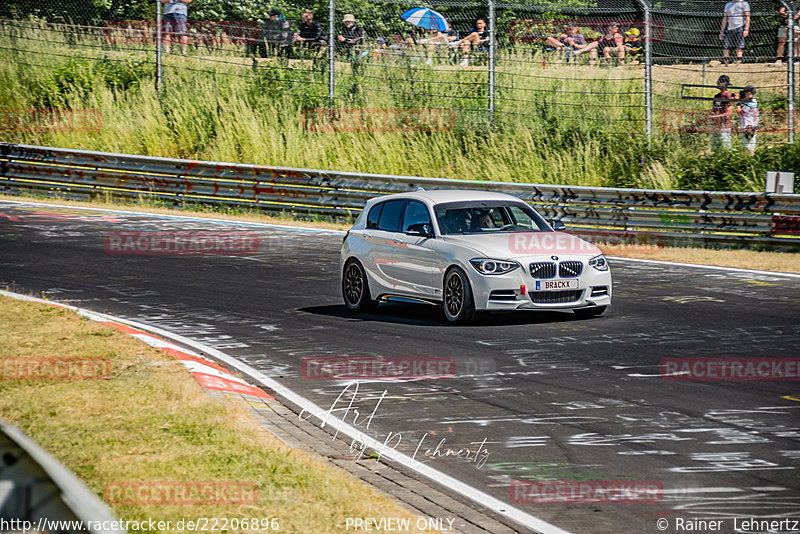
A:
[376, 200, 407, 232]
[366, 203, 383, 229]
[402, 201, 432, 233]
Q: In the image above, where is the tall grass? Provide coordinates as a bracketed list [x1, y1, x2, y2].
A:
[1, 21, 797, 191]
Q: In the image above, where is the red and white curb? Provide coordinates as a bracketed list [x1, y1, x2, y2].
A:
[0, 290, 272, 400]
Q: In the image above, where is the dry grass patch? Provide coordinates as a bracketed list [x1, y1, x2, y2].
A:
[603, 244, 800, 273]
[0, 296, 432, 533]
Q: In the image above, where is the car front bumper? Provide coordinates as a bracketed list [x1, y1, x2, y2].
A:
[466, 259, 613, 311]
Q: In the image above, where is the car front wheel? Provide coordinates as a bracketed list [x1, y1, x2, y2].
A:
[342, 259, 378, 312]
[442, 267, 476, 324]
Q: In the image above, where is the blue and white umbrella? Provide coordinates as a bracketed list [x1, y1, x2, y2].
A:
[401, 7, 450, 32]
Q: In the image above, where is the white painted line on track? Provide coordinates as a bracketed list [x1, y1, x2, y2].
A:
[607, 255, 800, 279]
[0, 198, 343, 234]
[3, 198, 798, 277]
[0, 288, 571, 534]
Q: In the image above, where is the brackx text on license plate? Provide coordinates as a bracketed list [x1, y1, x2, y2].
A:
[535, 279, 579, 291]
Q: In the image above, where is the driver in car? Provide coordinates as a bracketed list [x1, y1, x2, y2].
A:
[473, 209, 495, 230]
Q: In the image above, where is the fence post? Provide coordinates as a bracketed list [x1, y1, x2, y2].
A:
[788, 3, 795, 144]
[155, 0, 162, 97]
[328, 0, 335, 108]
[488, 0, 495, 126]
[639, 0, 653, 140]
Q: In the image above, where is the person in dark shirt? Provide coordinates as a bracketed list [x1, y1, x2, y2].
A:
[709, 75, 734, 150]
[458, 18, 489, 66]
[260, 8, 292, 58]
[295, 9, 326, 46]
[621, 27, 643, 58]
[337, 13, 365, 58]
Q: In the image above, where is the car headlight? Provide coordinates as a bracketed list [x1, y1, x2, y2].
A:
[589, 254, 609, 271]
[469, 258, 519, 275]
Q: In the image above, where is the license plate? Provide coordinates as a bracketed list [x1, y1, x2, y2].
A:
[534, 279, 579, 291]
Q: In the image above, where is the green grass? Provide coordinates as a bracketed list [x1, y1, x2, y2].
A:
[1, 20, 798, 192]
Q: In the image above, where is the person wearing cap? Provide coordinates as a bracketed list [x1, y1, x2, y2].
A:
[337, 14, 365, 59]
[720, 0, 750, 65]
[260, 8, 292, 58]
[736, 85, 758, 154]
[622, 27, 643, 59]
[709, 75, 734, 150]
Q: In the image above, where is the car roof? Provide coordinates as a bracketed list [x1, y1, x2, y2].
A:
[369, 189, 523, 205]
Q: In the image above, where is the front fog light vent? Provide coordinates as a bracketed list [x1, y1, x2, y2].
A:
[591, 286, 609, 297]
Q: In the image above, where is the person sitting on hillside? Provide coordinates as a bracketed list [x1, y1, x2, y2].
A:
[546, 23, 586, 58]
[621, 27, 643, 59]
[458, 18, 489, 66]
[572, 22, 623, 62]
[420, 22, 459, 65]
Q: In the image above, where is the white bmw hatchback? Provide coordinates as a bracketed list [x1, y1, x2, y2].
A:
[341, 190, 612, 324]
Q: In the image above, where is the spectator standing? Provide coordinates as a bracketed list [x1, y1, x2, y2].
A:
[458, 18, 489, 67]
[295, 10, 326, 46]
[262, 8, 292, 58]
[737, 85, 759, 154]
[720, 0, 750, 65]
[776, 5, 800, 65]
[162, 0, 191, 55]
[337, 14, 365, 59]
[709, 75, 734, 150]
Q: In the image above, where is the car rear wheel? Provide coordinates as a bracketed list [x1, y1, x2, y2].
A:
[574, 305, 607, 318]
[442, 267, 476, 324]
[343, 259, 378, 312]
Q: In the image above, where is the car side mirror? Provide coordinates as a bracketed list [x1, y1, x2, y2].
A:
[406, 223, 434, 238]
[549, 219, 566, 231]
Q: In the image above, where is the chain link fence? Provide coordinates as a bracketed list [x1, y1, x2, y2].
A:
[0, 0, 797, 143]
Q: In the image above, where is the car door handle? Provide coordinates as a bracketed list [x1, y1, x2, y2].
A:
[363, 232, 372, 239]
[393, 238, 404, 244]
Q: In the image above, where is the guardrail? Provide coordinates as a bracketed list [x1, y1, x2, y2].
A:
[0, 419, 126, 534]
[2, 142, 799, 249]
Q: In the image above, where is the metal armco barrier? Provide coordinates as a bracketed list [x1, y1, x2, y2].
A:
[2, 142, 800, 249]
[0, 419, 127, 534]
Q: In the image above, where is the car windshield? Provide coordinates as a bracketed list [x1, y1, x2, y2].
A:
[434, 201, 552, 235]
